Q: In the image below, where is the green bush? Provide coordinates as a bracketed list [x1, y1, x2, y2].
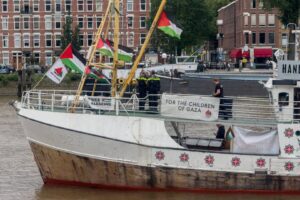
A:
[6, 74, 18, 81]
[68, 73, 82, 81]
[0, 76, 8, 86]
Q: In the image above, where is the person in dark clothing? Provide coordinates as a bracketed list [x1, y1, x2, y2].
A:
[137, 72, 148, 111]
[213, 78, 226, 119]
[147, 70, 160, 112]
[215, 124, 225, 139]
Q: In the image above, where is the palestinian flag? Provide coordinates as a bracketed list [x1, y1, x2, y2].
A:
[157, 11, 183, 39]
[108, 40, 133, 62]
[96, 38, 114, 57]
[60, 44, 108, 82]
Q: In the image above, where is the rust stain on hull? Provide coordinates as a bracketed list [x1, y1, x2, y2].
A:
[29, 142, 300, 192]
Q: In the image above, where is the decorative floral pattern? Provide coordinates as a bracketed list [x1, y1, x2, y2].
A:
[179, 153, 189, 162]
[256, 158, 266, 168]
[284, 128, 294, 138]
[205, 155, 215, 166]
[205, 110, 212, 118]
[155, 151, 165, 161]
[284, 145, 294, 154]
[231, 157, 241, 167]
[284, 162, 294, 172]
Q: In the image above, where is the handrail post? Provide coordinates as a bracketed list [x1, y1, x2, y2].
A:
[116, 95, 119, 116]
[38, 90, 41, 110]
[51, 94, 54, 112]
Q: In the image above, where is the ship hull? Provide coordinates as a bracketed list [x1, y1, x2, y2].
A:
[30, 141, 300, 192]
[18, 110, 300, 192]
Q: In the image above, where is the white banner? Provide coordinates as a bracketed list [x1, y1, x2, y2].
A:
[161, 94, 220, 121]
[85, 96, 115, 111]
[278, 60, 300, 80]
[46, 59, 68, 84]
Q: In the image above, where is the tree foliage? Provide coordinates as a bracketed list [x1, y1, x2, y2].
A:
[262, 0, 299, 26]
[61, 10, 81, 51]
[150, 0, 233, 55]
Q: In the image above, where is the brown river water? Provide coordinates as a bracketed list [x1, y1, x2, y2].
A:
[0, 96, 299, 200]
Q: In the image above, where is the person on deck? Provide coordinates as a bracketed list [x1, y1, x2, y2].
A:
[137, 71, 148, 111]
[215, 124, 225, 139]
[147, 70, 161, 112]
[213, 78, 226, 119]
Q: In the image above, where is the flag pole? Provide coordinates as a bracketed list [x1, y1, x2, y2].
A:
[70, 0, 113, 112]
[31, 73, 47, 91]
[119, 0, 167, 97]
[111, 0, 120, 97]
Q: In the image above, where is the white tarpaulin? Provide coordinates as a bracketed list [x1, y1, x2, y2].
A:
[232, 126, 279, 155]
[161, 94, 220, 121]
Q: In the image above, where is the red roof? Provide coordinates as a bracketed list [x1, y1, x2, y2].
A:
[254, 48, 273, 58]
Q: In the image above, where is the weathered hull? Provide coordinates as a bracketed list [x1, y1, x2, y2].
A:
[30, 141, 300, 192]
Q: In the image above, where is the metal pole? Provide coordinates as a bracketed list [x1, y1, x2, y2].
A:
[119, 0, 167, 97]
[111, 0, 120, 97]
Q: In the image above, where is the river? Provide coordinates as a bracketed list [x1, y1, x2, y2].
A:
[0, 96, 299, 200]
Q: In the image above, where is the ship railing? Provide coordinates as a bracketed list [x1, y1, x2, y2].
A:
[20, 90, 299, 125]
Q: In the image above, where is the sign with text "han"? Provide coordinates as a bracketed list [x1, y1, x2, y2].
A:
[278, 61, 300, 80]
[161, 94, 220, 121]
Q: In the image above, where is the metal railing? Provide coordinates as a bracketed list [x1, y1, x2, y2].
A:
[20, 90, 299, 125]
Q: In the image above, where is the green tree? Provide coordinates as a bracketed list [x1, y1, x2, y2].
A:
[61, 10, 81, 51]
[150, 0, 233, 55]
[262, 0, 300, 59]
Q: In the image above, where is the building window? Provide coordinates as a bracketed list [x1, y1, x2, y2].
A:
[45, 0, 52, 12]
[23, 34, 30, 48]
[45, 52, 53, 66]
[127, 0, 133, 11]
[87, 34, 93, 46]
[45, 16, 52, 30]
[87, 0, 93, 11]
[79, 34, 84, 46]
[96, 17, 102, 28]
[33, 16, 39, 29]
[252, 32, 256, 44]
[251, 14, 256, 26]
[78, 0, 84, 11]
[14, 0, 20, 12]
[14, 17, 20, 30]
[259, 33, 265, 44]
[14, 34, 21, 48]
[140, 33, 146, 45]
[33, 34, 40, 47]
[55, 15, 61, 29]
[65, 0, 71, 12]
[55, 35, 61, 47]
[127, 32, 134, 47]
[55, 0, 61, 12]
[251, 0, 256, 9]
[87, 17, 93, 29]
[268, 14, 275, 27]
[2, 35, 9, 48]
[245, 33, 249, 44]
[23, 17, 30, 29]
[2, 53, 9, 65]
[140, 16, 146, 28]
[2, 17, 8, 30]
[127, 16, 133, 29]
[282, 33, 288, 47]
[78, 16, 84, 28]
[23, 0, 31, 14]
[258, 1, 264, 9]
[140, 0, 146, 11]
[33, 0, 39, 12]
[279, 92, 289, 106]
[259, 14, 266, 26]
[45, 34, 52, 47]
[33, 53, 40, 65]
[2, 0, 8, 12]
[268, 32, 275, 44]
[244, 15, 249, 26]
[96, 0, 103, 11]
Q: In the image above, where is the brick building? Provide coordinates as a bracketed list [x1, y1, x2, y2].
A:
[217, 0, 299, 63]
[0, 0, 150, 68]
